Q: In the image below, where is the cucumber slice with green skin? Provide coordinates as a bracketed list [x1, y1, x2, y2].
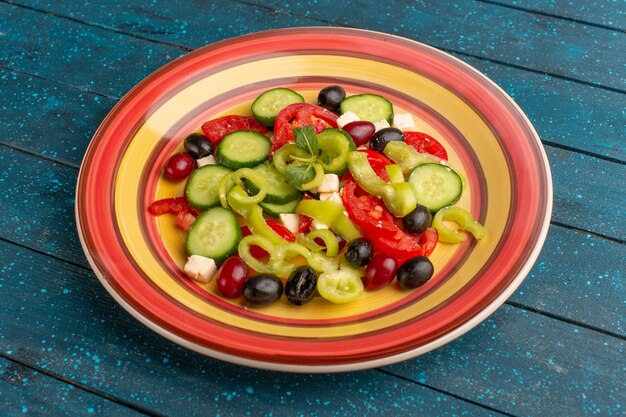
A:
[251, 88, 304, 126]
[216, 130, 271, 170]
[408, 163, 463, 212]
[185, 165, 233, 209]
[260, 198, 301, 218]
[185, 207, 241, 265]
[340, 94, 394, 124]
[245, 163, 302, 204]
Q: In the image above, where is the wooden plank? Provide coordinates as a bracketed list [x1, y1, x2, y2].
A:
[0, 250, 505, 416]
[9, 0, 626, 90]
[0, 239, 621, 416]
[0, 357, 147, 417]
[491, 0, 626, 30]
[510, 225, 625, 336]
[384, 305, 626, 417]
[0, 69, 117, 168]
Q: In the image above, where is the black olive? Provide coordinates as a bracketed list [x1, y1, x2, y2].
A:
[369, 127, 404, 153]
[243, 274, 283, 306]
[402, 205, 433, 234]
[317, 85, 346, 113]
[344, 237, 374, 267]
[396, 256, 434, 289]
[285, 266, 317, 306]
[184, 133, 213, 159]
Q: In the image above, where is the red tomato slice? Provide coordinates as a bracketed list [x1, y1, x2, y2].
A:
[360, 149, 392, 182]
[419, 227, 439, 258]
[201, 115, 268, 146]
[175, 206, 196, 232]
[271, 103, 338, 153]
[404, 132, 448, 160]
[148, 197, 201, 216]
[298, 215, 313, 233]
[265, 220, 296, 242]
[241, 226, 269, 258]
[341, 178, 398, 239]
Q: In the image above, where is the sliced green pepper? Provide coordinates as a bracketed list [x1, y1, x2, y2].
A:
[298, 229, 339, 257]
[317, 129, 351, 174]
[383, 141, 440, 175]
[238, 235, 294, 277]
[385, 164, 404, 183]
[218, 173, 235, 209]
[432, 206, 486, 243]
[227, 186, 285, 245]
[295, 199, 363, 241]
[298, 163, 325, 191]
[275, 243, 338, 274]
[228, 168, 268, 205]
[273, 144, 308, 174]
[347, 151, 416, 217]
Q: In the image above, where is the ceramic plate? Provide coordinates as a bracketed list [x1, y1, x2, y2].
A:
[75, 27, 552, 372]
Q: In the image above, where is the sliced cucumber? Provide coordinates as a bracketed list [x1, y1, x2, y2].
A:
[408, 163, 463, 212]
[340, 94, 393, 124]
[244, 163, 302, 204]
[216, 130, 271, 170]
[185, 207, 241, 265]
[260, 198, 300, 218]
[251, 88, 304, 126]
[185, 165, 233, 209]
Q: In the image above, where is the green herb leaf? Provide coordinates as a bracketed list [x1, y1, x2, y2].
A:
[284, 163, 315, 187]
[293, 126, 318, 156]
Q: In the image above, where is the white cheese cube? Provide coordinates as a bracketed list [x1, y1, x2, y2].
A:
[196, 155, 217, 167]
[311, 220, 329, 231]
[279, 213, 300, 234]
[183, 255, 217, 283]
[337, 111, 360, 128]
[312, 174, 339, 194]
[373, 119, 390, 132]
[319, 192, 343, 206]
[392, 113, 415, 131]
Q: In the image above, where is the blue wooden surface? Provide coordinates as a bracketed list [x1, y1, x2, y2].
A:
[1, 1, 624, 416]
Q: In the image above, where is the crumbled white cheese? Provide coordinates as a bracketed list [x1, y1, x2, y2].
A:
[279, 213, 300, 234]
[356, 145, 368, 150]
[311, 174, 339, 194]
[319, 192, 343, 206]
[392, 113, 415, 131]
[337, 111, 360, 128]
[183, 255, 217, 283]
[196, 155, 217, 167]
[373, 119, 390, 132]
[311, 220, 329, 231]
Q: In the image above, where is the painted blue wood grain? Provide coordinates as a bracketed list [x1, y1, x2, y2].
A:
[0, 248, 506, 416]
[511, 226, 626, 336]
[0, 357, 147, 416]
[493, 0, 626, 29]
[384, 305, 625, 416]
[11, 0, 624, 90]
[0, 70, 116, 167]
[0, 238, 622, 416]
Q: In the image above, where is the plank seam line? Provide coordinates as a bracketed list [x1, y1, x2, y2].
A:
[475, 0, 626, 34]
[2, 0, 193, 53]
[542, 140, 626, 166]
[4, 0, 625, 96]
[0, 352, 164, 417]
[550, 221, 626, 245]
[0, 141, 81, 170]
[375, 368, 519, 417]
[0, 64, 121, 101]
[504, 301, 626, 341]
[0, 235, 90, 271]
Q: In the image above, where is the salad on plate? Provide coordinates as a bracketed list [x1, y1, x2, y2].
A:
[148, 85, 485, 307]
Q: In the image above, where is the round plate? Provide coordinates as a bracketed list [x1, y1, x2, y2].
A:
[75, 27, 552, 372]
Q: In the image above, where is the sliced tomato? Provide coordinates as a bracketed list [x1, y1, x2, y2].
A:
[419, 227, 439, 257]
[272, 103, 338, 153]
[265, 220, 296, 242]
[360, 149, 392, 182]
[148, 197, 201, 216]
[201, 115, 268, 146]
[175, 206, 196, 231]
[298, 215, 313, 233]
[341, 178, 398, 239]
[404, 132, 448, 160]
